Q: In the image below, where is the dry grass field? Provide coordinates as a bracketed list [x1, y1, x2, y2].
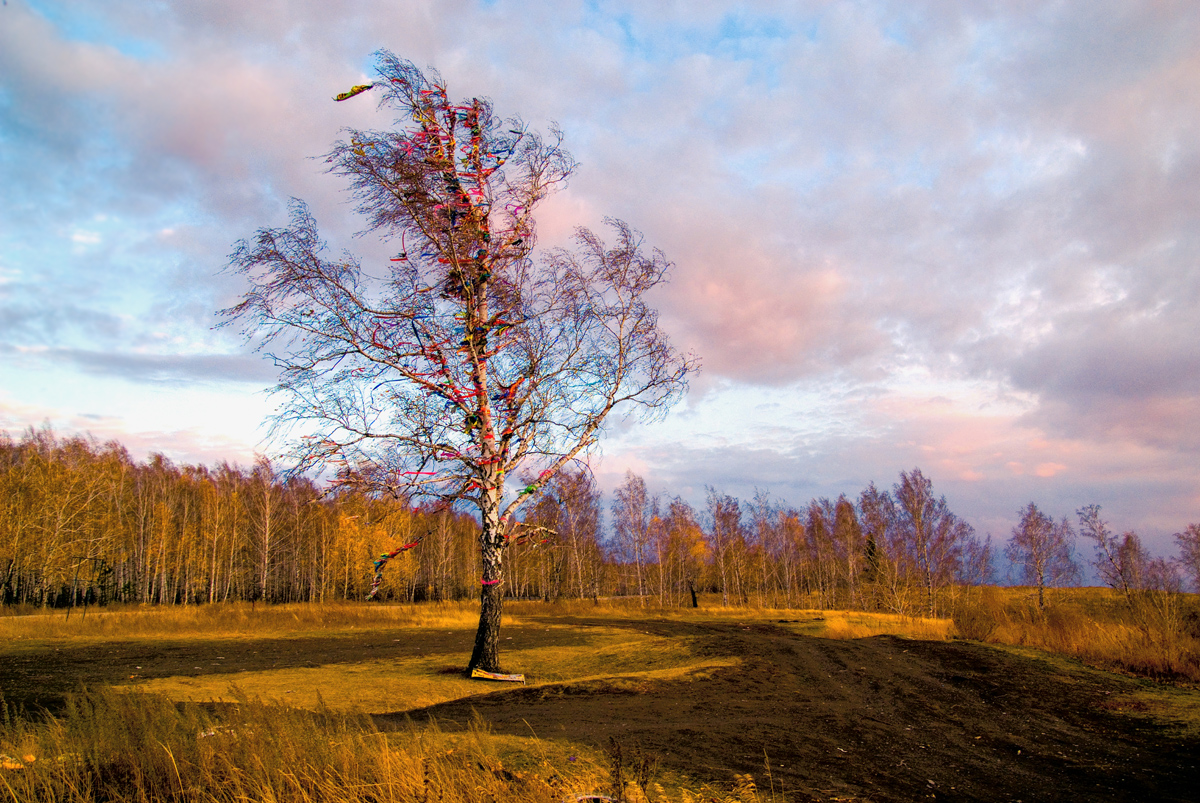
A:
[1, 594, 1198, 801]
[949, 585, 1200, 682]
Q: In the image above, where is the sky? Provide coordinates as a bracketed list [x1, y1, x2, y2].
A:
[2, 0, 1198, 562]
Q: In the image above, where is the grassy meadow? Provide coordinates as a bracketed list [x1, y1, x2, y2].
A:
[1, 590, 1198, 802]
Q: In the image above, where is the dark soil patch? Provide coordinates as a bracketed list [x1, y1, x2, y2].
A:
[0, 625, 586, 712]
[380, 618, 1199, 802]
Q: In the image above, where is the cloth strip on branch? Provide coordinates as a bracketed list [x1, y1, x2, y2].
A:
[334, 83, 375, 102]
[366, 534, 425, 599]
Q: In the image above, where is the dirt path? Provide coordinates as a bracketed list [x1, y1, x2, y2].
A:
[380, 618, 1198, 802]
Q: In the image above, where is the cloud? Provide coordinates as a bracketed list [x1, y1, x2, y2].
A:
[62, 348, 276, 384]
[606, 362, 1198, 554]
[0, 397, 261, 469]
[3, 0, 1200, 549]
[0, 343, 277, 384]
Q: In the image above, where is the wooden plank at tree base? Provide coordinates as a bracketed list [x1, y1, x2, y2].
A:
[470, 668, 525, 684]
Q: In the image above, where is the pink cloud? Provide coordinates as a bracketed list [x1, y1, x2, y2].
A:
[0, 397, 260, 469]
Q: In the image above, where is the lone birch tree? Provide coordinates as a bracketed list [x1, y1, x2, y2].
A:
[894, 468, 975, 617]
[613, 471, 651, 601]
[1177, 523, 1200, 592]
[223, 51, 695, 672]
[1005, 502, 1078, 609]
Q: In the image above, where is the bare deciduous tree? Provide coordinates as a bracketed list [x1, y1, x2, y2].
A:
[956, 532, 995, 589]
[522, 467, 601, 601]
[705, 488, 742, 607]
[749, 491, 781, 608]
[894, 468, 974, 617]
[1174, 523, 1200, 592]
[1077, 505, 1146, 604]
[857, 482, 893, 610]
[661, 497, 706, 607]
[613, 471, 651, 603]
[833, 494, 864, 608]
[223, 51, 695, 672]
[805, 498, 837, 609]
[1005, 503, 1079, 609]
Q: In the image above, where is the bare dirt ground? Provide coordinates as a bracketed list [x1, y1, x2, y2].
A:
[384, 617, 1199, 802]
[3, 615, 1196, 802]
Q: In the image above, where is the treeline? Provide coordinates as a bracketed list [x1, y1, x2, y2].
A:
[0, 428, 982, 615]
[588, 469, 993, 617]
[0, 429, 483, 607]
[4, 428, 1198, 613]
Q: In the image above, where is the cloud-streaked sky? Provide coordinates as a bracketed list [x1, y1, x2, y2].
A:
[3, 0, 1198, 557]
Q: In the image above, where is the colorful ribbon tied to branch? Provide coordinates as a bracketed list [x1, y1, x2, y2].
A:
[366, 534, 426, 599]
[335, 83, 375, 102]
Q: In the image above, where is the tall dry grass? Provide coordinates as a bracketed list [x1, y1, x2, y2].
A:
[0, 688, 788, 803]
[951, 586, 1200, 682]
[0, 687, 578, 803]
[808, 610, 955, 641]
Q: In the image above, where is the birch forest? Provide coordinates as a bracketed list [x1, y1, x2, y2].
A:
[1, 427, 994, 615]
